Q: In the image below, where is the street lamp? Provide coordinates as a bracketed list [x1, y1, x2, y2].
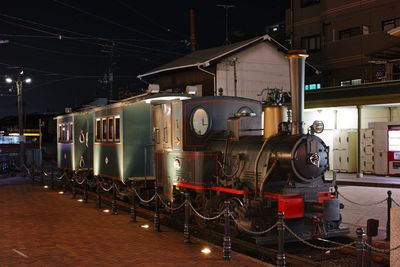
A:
[5, 71, 32, 167]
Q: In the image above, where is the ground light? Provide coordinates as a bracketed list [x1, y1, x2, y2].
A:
[43, 185, 48, 189]
[77, 199, 83, 202]
[58, 191, 64, 195]
[103, 209, 110, 213]
[201, 248, 211, 254]
[141, 224, 150, 229]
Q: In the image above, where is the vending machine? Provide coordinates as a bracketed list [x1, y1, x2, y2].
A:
[388, 128, 400, 176]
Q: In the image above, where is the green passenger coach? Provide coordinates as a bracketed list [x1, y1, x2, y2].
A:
[55, 109, 94, 171]
[93, 96, 153, 183]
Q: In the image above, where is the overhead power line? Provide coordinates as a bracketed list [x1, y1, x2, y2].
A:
[52, 0, 168, 41]
[0, 12, 188, 56]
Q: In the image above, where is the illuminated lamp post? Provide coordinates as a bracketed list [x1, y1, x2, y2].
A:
[5, 71, 32, 167]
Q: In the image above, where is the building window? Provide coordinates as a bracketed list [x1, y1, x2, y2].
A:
[301, 35, 321, 52]
[382, 18, 400, 31]
[339, 26, 369, 40]
[301, 0, 320, 8]
[305, 83, 321, 91]
[340, 79, 362, 86]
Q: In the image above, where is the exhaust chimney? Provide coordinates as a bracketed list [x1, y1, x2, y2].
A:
[287, 50, 308, 135]
[190, 9, 196, 52]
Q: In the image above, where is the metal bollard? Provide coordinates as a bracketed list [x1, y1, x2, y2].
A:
[96, 179, 101, 209]
[386, 190, 392, 241]
[83, 178, 88, 203]
[62, 174, 67, 193]
[72, 177, 76, 199]
[356, 228, 364, 267]
[41, 168, 44, 185]
[184, 191, 191, 244]
[223, 201, 232, 261]
[131, 181, 137, 223]
[366, 219, 379, 267]
[31, 166, 35, 185]
[276, 211, 286, 267]
[154, 185, 161, 232]
[111, 182, 118, 215]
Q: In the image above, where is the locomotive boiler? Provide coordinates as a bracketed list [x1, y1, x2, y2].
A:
[153, 50, 348, 243]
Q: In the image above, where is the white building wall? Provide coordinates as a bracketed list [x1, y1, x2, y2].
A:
[216, 42, 290, 101]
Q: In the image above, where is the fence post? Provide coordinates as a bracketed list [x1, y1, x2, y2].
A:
[356, 228, 364, 267]
[62, 173, 67, 193]
[51, 168, 54, 190]
[31, 165, 34, 185]
[112, 181, 118, 215]
[386, 190, 392, 241]
[131, 181, 137, 223]
[83, 178, 88, 203]
[154, 185, 160, 232]
[223, 201, 232, 261]
[96, 178, 101, 209]
[41, 167, 44, 185]
[276, 211, 286, 267]
[184, 191, 191, 244]
[72, 177, 76, 199]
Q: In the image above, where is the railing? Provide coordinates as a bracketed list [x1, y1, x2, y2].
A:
[34, 167, 399, 265]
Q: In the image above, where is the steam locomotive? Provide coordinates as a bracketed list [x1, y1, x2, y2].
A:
[55, 50, 348, 243]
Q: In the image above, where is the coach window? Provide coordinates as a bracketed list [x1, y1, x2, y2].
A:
[95, 119, 101, 142]
[115, 116, 120, 142]
[66, 123, 70, 142]
[108, 117, 114, 141]
[69, 123, 73, 142]
[102, 118, 107, 141]
[58, 124, 62, 142]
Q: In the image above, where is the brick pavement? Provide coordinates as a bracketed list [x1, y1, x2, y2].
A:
[0, 177, 271, 267]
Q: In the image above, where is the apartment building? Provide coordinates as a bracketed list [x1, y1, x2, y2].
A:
[286, 0, 400, 89]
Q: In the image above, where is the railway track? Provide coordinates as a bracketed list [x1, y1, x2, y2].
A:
[43, 180, 389, 267]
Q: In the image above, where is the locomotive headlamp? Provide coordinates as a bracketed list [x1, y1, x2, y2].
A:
[310, 120, 324, 134]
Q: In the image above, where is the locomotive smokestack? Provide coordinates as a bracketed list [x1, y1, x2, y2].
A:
[287, 50, 308, 135]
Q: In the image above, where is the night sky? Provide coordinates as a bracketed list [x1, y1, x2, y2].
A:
[0, 0, 289, 118]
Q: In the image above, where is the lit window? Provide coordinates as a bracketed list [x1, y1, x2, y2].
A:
[340, 79, 362, 86]
[305, 83, 321, 91]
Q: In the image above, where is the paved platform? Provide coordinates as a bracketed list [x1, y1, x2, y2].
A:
[336, 172, 400, 188]
[0, 177, 270, 267]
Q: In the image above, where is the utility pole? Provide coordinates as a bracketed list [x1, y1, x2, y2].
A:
[217, 4, 235, 45]
[101, 42, 115, 100]
[6, 71, 32, 167]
